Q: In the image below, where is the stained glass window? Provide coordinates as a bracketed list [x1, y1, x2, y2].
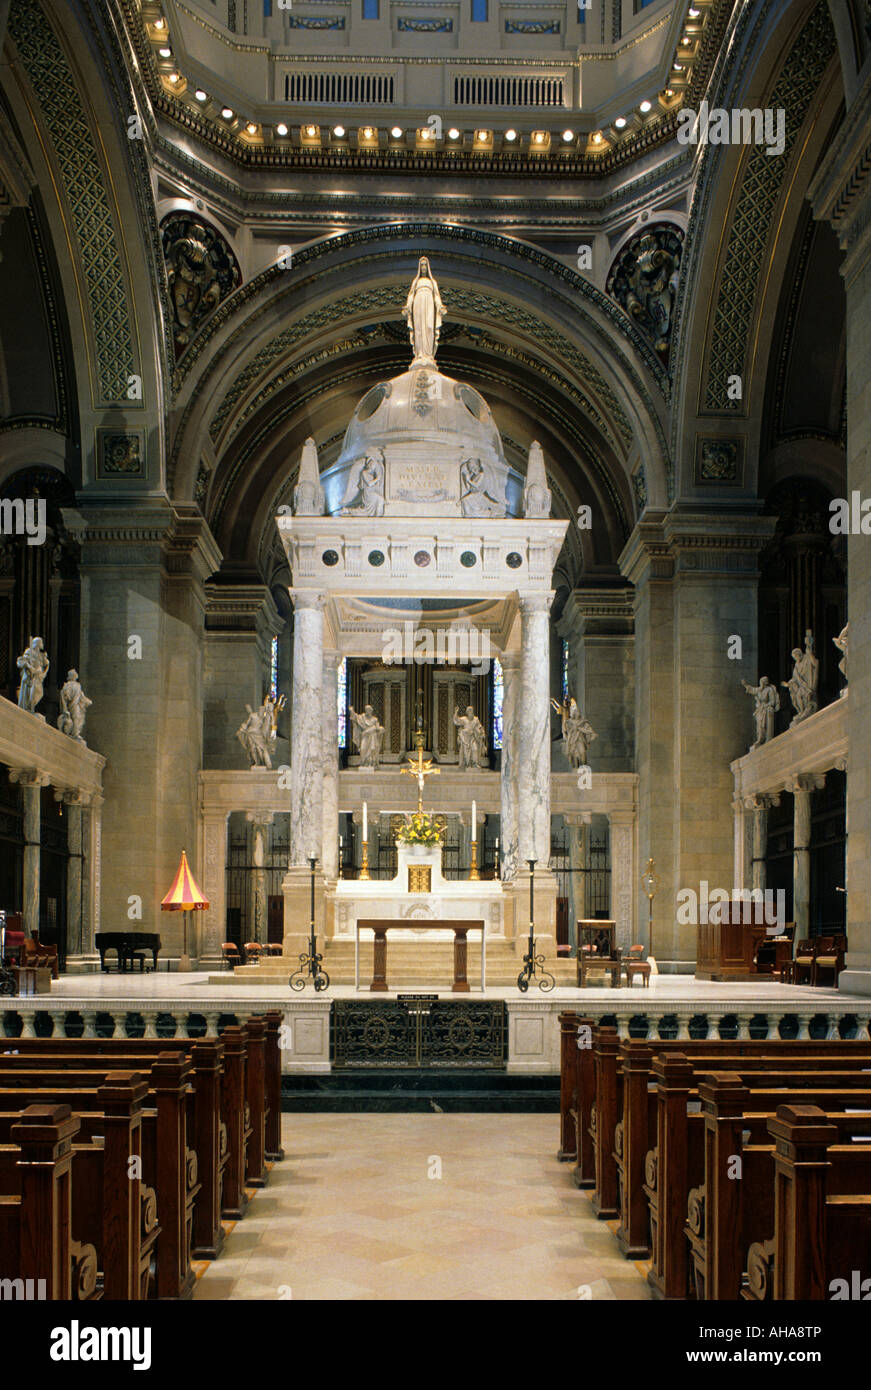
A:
[337, 657, 348, 748]
[270, 636, 279, 701]
[492, 656, 503, 750]
[562, 639, 569, 702]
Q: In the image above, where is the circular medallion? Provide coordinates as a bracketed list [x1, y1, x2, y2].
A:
[321, 549, 339, 567]
[413, 550, 431, 568]
[460, 551, 477, 568]
[368, 549, 385, 567]
[506, 551, 523, 569]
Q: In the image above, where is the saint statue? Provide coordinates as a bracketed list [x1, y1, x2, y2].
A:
[453, 705, 487, 770]
[834, 623, 848, 695]
[551, 697, 596, 769]
[340, 451, 386, 517]
[459, 457, 505, 518]
[403, 256, 445, 366]
[236, 698, 279, 770]
[781, 630, 819, 725]
[741, 676, 780, 749]
[16, 636, 49, 714]
[57, 670, 92, 744]
[350, 704, 385, 769]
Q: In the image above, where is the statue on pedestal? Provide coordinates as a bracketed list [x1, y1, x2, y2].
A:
[57, 670, 91, 744]
[16, 637, 49, 715]
[339, 451, 386, 517]
[403, 256, 445, 366]
[742, 676, 780, 749]
[551, 696, 596, 768]
[454, 705, 487, 769]
[834, 624, 848, 695]
[459, 456, 505, 518]
[236, 697, 280, 769]
[350, 704, 385, 769]
[782, 630, 819, 725]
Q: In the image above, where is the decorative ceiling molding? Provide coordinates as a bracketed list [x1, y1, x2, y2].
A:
[7, 0, 137, 407]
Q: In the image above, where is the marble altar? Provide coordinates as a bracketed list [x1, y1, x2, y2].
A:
[328, 842, 505, 942]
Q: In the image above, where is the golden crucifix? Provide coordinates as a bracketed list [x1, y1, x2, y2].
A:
[401, 732, 440, 813]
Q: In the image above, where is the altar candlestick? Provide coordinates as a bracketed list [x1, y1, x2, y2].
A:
[363, 801, 367, 839]
[472, 800, 477, 840]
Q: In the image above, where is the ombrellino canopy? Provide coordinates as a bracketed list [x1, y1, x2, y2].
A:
[160, 850, 209, 911]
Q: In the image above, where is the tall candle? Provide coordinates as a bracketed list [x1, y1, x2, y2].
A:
[363, 802, 368, 839]
[472, 800, 476, 839]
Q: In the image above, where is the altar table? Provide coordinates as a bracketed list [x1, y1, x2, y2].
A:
[356, 918, 486, 993]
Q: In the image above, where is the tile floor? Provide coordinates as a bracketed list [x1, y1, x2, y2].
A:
[193, 1113, 652, 1301]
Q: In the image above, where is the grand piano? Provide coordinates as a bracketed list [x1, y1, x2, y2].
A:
[95, 931, 161, 972]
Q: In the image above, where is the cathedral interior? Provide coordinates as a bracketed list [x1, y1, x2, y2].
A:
[0, 0, 870, 1320]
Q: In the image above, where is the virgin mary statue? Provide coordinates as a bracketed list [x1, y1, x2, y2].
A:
[403, 257, 445, 365]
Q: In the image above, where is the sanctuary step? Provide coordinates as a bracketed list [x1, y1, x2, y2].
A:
[280, 1068, 560, 1112]
[210, 939, 579, 988]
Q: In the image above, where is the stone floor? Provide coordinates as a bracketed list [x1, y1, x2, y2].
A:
[45, 971, 858, 1005]
[193, 1113, 651, 1301]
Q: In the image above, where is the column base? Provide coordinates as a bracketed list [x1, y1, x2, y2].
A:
[839, 970, 871, 997]
[63, 953, 101, 974]
[282, 866, 326, 963]
[505, 869, 558, 962]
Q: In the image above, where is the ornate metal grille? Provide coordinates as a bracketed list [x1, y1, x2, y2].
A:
[332, 1000, 506, 1068]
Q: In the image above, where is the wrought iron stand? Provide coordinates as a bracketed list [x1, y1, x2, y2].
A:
[289, 856, 330, 992]
[516, 858, 555, 993]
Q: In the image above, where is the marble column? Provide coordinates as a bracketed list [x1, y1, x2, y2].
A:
[11, 771, 47, 938]
[749, 794, 779, 894]
[564, 812, 592, 949]
[284, 591, 327, 957]
[515, 594, 557, 948]
[499, 651, 521, 883]
[792, 775, 824, 940]
[517, 594, 553, 866]
[733, 797, 753, 892]
[60, 793, 84, 958]
[609, 811, 637, 953]
[198, 812, 228, 968]
[247, 811, 273, 944]
[321, 649, 340, 881]
[82, 795, 102, 963]
[289, 591, 326, 866]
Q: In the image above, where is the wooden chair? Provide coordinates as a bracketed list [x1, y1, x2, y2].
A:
[221, 942, 241, 971]
[242, 942, 263, 966]
[790, 939, 815, 985]
[264, 943, 283, 957]
[21, 932, 59, 979]
[811, 934, 847, 987]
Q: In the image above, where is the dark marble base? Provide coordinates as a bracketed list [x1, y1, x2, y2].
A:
[281, 1068, 560, 1113]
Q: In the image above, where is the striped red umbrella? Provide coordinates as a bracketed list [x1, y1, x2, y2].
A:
[161, 850, 209, 912]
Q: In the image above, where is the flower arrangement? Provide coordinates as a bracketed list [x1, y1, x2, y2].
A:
[396, 811, 445, 846]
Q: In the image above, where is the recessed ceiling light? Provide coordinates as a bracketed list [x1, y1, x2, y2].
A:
[591, 131, 603, 143]
[615, 116, 627, 129]
[276, 123, 288, 136]
[195, 89, 207, 101]
[304, 125, 318, 137]
[505, 129, 517, 141]
[246, 123, 258, 135]
[532, 131, 546, 145]
[689, 6, 700, 15]
[447, 128, 460, 140]
[664, 89, 674, 98]
[420, 127, 434, 140]
[333, 125, 346, 138]
[154, 17, 166, 28]
[168, 73, 179, 83]
[361, 126, 375, 139]
[159, 47, 171, 57]
[562, 129, 575, 142]
[474, 129, 491, 142]
[673, 63, 684, 71]
[640, 100, 652, 113]
[391, 126, 403, 138]
[222, 107, 233, 119]
[682, 35, 691, 44]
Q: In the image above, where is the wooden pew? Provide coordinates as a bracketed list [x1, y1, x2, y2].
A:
[685, 1074, 871, 1300]
[643, 1058, 871, 1298]
[0, 1053, 198, 1299]
[743, 1104, 871, 1300]
[0, 1071, 159, 1300]
[0, 1104, 98, 1300]
[558, 1011, 579, 1161]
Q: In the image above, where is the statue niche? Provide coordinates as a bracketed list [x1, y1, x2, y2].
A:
[161, 214, 242, 357]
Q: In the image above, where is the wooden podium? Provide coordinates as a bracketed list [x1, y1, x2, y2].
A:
[696, 903, 791, 981]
